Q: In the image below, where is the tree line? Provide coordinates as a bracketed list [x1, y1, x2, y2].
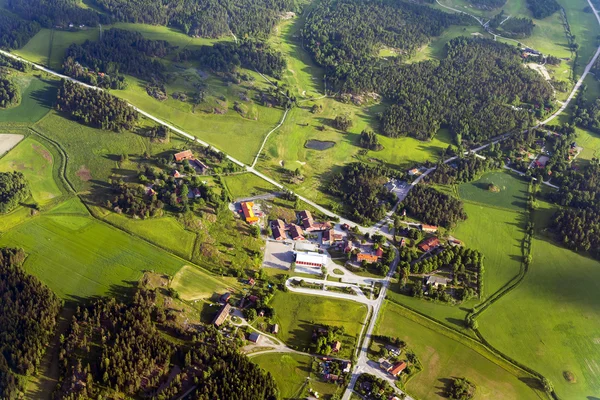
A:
[94, 0, 294, 38]
[399, 185, 467, 228]
[7, 0, 106, 29]
[328, 162, 398, 224]
[0, 171, 30, 213]
[489, 11, 535, 38]
[55, 289, 278, 399]
[428, 155, 502, 185]
[467, 0, 506, 9]
[0, 248, 62, 399]
[526, 0, 561, 19]
[56, 80, 139, 132]
[0, 78, 21, 109]
[0, 10, 40, 49]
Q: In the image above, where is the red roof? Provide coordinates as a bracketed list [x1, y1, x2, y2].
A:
[174, 150, 194, 162]
[299, 210, 314, 229]
[390, 361, 407, 376]
[375, 247, 384, 258]
[289, 224, 305, 240]
[357, 253, 379, 263]
[418, 237, 440, 252]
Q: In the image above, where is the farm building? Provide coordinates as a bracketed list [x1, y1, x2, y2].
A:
[332, 341, 341, 352]
[248, 332, 261, 343]
[426, 275, 449, 288]
[421, 224, 438, 233]
[271, 219, 286, 241]
[295, 251, 327, 268]
[389, 361, 407, 376]
[342, 361, 352, 373]
[191, 159, 210, 174]
[298, 210, 314, 229]
[380, 360, 393, 372]
[240, 202, 260, 224]
[174, 150, 194, 162]
[220, 293, 231, 303]
[289, 224, 305, 241]
[418, 237, 440, 252]
[272, 324, 279, 334]
[212, 303, 231, 327]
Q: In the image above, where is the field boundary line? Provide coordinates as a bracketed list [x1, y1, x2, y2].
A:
[460, 198, 529, 214]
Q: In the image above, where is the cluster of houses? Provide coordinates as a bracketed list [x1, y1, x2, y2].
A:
[270, 210, 332, 241]
[318, 359, 352, 383]
[379, 345, 407, 378]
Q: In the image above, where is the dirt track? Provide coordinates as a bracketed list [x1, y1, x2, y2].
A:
[0, 134, 24, 156]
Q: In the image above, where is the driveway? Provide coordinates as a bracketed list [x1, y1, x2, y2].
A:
[263, 240, 294, 270]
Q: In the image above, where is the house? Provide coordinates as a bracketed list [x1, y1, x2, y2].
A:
[323, 229, 334, 245]
[332, 341, 341, 352]
[308, 221, 332, 232]
[385, 345, 401, 356]
[418, 237, 440, 252]
[426, 275, 449, 288]
[174, 150, 194, 162]
[408, 168, 420, 176]
[173, 170, 182, 178]
[241, 202, 260, 224]
[380, 360, 393, 372]
[248, 295, 259, 303]
[357, 252, 379, 264]
[399, 237, 407, 247]
[271, 219, 287, 241]
[191, 159, 210, 174]
[389, 361, 407, 377]
[421, 224, 438, 233]
[295, 251, 327, 268]
[326, 374, 339, 381]
[248, 332, 261, 343]
[248, 278, 256, 286]
[375, 247, 384, 258]
[272, 324, 279, 334]
[298, 210, 314, 229]
[289, 224, 305, 241]
[212, 303, 231, 327]
[342, 361, 352, 373]
[220, 293, 231, 303]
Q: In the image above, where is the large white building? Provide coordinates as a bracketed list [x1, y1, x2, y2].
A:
[295, 251, 327, 268]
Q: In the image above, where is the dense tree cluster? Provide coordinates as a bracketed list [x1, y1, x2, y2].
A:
[428, 155, 501, 185]
[0, 11, 40, 49]
[0, 53, 30, 72]
[355, 374, 395, 399]
[0, 78, 21, 109]
[303, 0, 469, 67]
[466, 0, 506, 9]
[359, 129, 383, 151]
[0, 171, 30, 213]
[177, 40, 286, 78]
[0, 248, 62, 399]
[526, 0, 561, 19]
[94, 0, 294, 38]
[56, 80, 139, 132]
[63, 29, 171, 86]
[489, 11, 535, 38]
[333, 114, 353, 132]
[55, 289, 278, 399]
[329, 163, 397, 224]
[573, 95, 600, 133]
[448, 377, 477, 400]
[399, 185, 467, 228]
[552, 207, 600, 258]
[7, 0, 104, 28]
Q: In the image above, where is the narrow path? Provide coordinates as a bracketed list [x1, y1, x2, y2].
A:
[251, 108, 289, 168]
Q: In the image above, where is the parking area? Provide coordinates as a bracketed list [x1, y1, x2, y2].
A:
[263, 240, 294, 270]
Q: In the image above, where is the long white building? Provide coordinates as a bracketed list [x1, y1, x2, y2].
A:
[295, 251, 327, 268]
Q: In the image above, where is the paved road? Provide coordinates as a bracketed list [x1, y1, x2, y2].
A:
[286, 277, 374, 304]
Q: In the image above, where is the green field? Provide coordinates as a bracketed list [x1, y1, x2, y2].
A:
[252, 353, 341, 400]
[377, 302, 543, 400]
[0, 214, 186, 299]
[222, 173, 278, 200]
[269, 292, 367, 359]
[458, 171, 529, 212]
[0, 76, 55, 124]
[0, 136, 64, 205]
[478, 199, 600, 399]
[170, 265, 239, 301]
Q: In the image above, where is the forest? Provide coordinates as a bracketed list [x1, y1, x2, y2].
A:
[0, 78, 21, 109]
[7, 0, 105, 28]
[63, 29, 172, 86]
[0, 248, 62, 399]
[0, 171, 30, 213]
[179, 40, 286, 78]
[56, 80, 139, 132]
[55, 288, 278, 399]
[573, 95, 600, 133]
[94, 0, 294, 38]
[303, 5, 553, 143]
[526, 0, 561, 19]
[303, 0, 469, 67]
[466, 0, 505, 9]
[428, 155, 502, 185]
[399, 185, 467, 228]
[328, 163, 397, 224]
[489, 11, 535, 38]
[0, 11, 40, 49]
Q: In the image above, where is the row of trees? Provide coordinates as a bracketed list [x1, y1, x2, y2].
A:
[0, 11, 40, 49]
[56, 80, 139, 132]
[0, 248, 62, 398]
[399, 185, 467, 228]
[94, 0, 294, 38]
[328, 163, 397, 224]
[55, 289, 278, 399]
[0, 78, 21, 109]
[0, 171, 30, 213]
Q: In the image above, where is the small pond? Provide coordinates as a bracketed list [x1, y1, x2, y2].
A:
[305, 140, 336, 150]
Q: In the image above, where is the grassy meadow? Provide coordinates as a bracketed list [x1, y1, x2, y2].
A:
[0, 76, 56, 124]
[376, 302, 544, 400]
[170, 265, 240, 301]
[269, 292, 367, 359]
[478, 199, 600, 399]
[458, 171, 529, 212]
[0, 136, 64, 205]
[222, 173, 278, 200]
